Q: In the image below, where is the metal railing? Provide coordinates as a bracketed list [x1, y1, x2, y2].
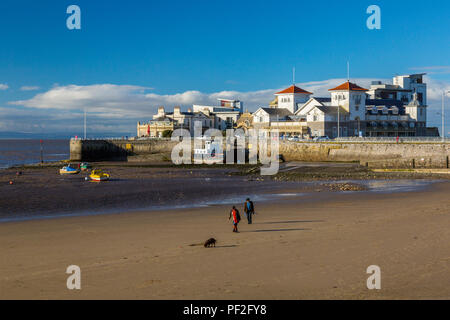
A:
[333, 137, 450, 143]
[71, 136, 450, 144]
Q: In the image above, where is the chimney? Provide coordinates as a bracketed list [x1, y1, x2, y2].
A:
[174, 106, 181, 116]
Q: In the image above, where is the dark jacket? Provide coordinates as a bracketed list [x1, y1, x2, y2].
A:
[244, 200, 254, 214]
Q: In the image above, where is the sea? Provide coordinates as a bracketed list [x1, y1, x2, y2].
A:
[0, 139, 70, 169]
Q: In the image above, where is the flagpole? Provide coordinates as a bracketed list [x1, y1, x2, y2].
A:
[84, 108, 86, 140]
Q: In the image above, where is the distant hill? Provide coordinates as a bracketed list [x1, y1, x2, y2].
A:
[0, 131, 135, 139]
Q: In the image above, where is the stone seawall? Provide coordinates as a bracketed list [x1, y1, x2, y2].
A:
[70, 139, 178, 161]
[71, 139, 450, 168]
[279, 142, 450, 162]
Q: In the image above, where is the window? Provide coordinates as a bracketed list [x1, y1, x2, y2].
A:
[418, 93, 423, 104]
[355, 105, 359, 112]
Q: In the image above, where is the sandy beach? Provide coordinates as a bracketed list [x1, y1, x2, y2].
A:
[1, 164, 449, 300]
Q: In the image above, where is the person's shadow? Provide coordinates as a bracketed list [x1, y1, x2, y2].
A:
[254, 220, 325, 225]
[241, 228, 311, 233]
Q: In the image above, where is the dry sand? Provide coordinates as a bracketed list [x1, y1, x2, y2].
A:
[1, 180, 449, 300]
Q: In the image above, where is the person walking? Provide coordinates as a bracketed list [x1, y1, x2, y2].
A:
[244, 198, 255, 224]
[229, 206, 241, 233]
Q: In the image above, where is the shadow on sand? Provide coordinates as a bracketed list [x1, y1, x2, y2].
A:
[215, 245, 239, 248]
[253, 220, 324, 225]
[242, 228, 311, 233]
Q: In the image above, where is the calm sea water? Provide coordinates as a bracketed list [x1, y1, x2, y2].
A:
[0, 139, 70, 169]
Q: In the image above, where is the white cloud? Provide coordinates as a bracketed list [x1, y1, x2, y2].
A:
[20, 86, 40, 91]
[6, 76, 450, 135]
[410, 66, 450, 75]
[0, 84, 9, 90]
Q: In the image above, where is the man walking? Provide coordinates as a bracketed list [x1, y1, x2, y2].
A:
[229, 206, 241, 233]
[244, 198, 255, 224]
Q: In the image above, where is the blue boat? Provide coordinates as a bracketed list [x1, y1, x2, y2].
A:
[60, 164, 80, 175]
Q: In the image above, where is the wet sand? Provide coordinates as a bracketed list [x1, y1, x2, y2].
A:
[1, 163, 445, 222]
[0, 172, 449, 299]
[0, 166, 282, 221]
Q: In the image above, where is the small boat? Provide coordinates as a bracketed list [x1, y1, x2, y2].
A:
[60, 165, 80, 175]
[89, 169, 110, 182]
[80, 162, 92, 171]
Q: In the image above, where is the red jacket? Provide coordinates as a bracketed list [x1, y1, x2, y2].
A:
[230, 209, 240, 224]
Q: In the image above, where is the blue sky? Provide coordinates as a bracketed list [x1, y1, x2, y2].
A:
[0, 0, 449, 137]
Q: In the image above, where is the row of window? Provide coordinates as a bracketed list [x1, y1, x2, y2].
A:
[333, 94, 362, 104]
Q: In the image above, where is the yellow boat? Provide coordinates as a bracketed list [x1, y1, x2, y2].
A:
[89, 169, 110, 182]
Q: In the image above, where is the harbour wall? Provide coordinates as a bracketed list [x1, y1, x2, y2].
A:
[70, 139, 178, 162]
[70, 139, 450, 168]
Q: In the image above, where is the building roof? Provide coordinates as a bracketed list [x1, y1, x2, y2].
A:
[166, 111, 211, 118]
[366, 99, 404, 108]
[276, 85, 312, 95]
[315, 105, 349, 115]
[210, 107, 241, 113]
[152, 117, 174, 122]
[314, 97, 332, 103]
[329, 81, 368, 92]
[259, 107, 293, 117]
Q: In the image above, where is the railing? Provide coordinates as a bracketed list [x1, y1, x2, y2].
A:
[333, 137, 450, 143]
[71, 136, 450, 144]
[71, 137, 172, 141]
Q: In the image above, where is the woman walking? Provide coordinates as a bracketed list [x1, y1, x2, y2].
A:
[229, 206, 241, 233]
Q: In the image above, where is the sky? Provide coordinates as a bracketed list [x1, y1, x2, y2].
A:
[0, 0, 449, 138]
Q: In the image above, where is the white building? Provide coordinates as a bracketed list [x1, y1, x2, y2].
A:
[193, 99, 242, 130]
[252, 107, 308, 136]
[274, 85, 313, 113]
[293, 81, 368, 137]
[254, 73, 431, 138]
[366, 74, 428, 136]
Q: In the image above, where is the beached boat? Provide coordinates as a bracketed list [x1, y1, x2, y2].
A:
[80, 162, 92, 171]
[89, 169, 110, 182]
[60, 165, 80, 175]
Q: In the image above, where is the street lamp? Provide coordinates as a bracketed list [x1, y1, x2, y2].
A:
[442, 91, 450, 142]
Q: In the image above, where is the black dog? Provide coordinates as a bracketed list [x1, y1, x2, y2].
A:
[204, 238, 217, 248]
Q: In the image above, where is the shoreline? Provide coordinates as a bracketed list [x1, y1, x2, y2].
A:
[0, 178, 439, 224]
[0, 162, 442, 223]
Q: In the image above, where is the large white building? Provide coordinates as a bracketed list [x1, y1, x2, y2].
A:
[254, 73, 432, 138]
[193, 99, 242, 131]
[138, 99, 244, 137]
